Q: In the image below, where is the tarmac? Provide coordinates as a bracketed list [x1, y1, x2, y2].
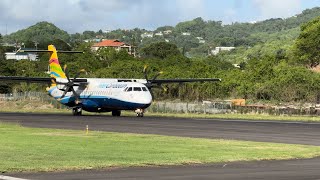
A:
[1, 112, 320, 179]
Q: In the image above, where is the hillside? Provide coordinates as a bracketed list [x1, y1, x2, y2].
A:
[1, 8, 320, 103]
[2, 7, 320, 58]
[3, 21, 70, 48]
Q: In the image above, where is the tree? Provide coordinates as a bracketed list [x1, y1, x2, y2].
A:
[96, 47, 117, 67]
[141, 42, 181, 59]
[293, 16, 320, 67]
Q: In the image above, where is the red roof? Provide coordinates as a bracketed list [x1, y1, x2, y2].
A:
[93, 39, 125, 47]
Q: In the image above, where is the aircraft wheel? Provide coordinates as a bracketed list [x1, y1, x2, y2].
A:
[136, 112, 144, 117]
[72, 107, 82, 116]
[112, 110, 121, 116]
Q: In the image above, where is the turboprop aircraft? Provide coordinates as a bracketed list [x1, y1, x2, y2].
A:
[0, 45, 221, 117]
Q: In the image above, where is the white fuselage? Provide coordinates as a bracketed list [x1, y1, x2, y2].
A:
[47, 78, 152, 112]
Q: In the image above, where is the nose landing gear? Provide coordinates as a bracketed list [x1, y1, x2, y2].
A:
[135, 109, 144, 117]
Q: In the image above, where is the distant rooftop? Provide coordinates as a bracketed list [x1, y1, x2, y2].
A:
[92, 39, 125, 47]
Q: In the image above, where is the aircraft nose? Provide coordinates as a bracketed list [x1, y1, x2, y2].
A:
[142, 92, 152, 105]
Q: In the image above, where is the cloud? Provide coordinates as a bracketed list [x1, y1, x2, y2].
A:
[0, 0, 310, 35]
[253, 0, 302, 20]
[223, 8, 237, 23]
[176, 0, 206, 21]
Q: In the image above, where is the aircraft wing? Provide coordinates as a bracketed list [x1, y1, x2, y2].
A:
[150, 78, 221, 84]
[0, 76, 52, 84]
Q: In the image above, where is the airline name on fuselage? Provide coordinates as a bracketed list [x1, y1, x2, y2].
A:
[98, 83, 128, 89]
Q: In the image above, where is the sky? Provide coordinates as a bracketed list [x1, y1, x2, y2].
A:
[0, 0, 319, 35]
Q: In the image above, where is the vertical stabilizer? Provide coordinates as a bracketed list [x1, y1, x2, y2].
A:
[48, 45, 66, 79]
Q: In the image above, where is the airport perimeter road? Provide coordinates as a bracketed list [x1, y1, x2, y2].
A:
[0, 112, 320, 145]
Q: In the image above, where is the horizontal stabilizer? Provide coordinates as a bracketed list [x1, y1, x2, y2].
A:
[18, 50, 83, 53]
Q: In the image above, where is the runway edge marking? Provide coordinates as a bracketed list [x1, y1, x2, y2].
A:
[0, 175, 29, 180]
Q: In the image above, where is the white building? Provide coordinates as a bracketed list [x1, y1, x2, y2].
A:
[5, 48, 38, 61]
[211, 47, 235, 55]
[154, 32, 163, 36]
[163, 30, 172, 34]
[141, 32, 154, 38]
[182, 32, 191, 36]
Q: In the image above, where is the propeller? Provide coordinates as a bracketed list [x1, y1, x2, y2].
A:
[54, 65, 86, 104]
[143, 65, 167, 92]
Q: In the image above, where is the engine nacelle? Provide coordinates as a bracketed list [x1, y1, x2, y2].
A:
[55, 78, 68, 90]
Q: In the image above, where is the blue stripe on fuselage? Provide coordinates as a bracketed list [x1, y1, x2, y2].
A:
[54, 95, 150, 111]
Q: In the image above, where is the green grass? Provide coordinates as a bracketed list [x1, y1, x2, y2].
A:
[1, 123, 320, 172]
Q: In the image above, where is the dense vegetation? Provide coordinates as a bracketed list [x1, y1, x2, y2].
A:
[1, 7, 320, 104]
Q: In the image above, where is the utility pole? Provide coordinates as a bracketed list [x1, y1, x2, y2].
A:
[34, 41, 38, 50]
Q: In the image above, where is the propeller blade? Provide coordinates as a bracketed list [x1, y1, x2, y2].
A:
[143, 65, 148, 73]
[162, 85, 168, 92]
[63, 65, 71, 82]
[151, 71, 163, 81]
[51, 78, 56, 84]
[74, 69, 86, 80]
[58, 86, 70, 100]
[143, 65, 148, 80]
[70, 87, 81, 104]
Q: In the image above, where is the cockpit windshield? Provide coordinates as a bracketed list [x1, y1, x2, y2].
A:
[124, 87, 148, 92]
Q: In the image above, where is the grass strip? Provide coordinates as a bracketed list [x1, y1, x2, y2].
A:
[1, 122, 320, 172]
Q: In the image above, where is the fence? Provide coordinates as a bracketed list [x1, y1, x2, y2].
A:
[0, 92, 66, 109]
[1, 92, 320, 115]
[147, 101, 232, 114]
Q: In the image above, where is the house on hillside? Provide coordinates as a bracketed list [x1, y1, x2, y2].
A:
[141, 32, 153, 38]
[196, 37, 206, 44]
[154, 32, 163, 36]
[5, 48, 38, 61]
[91, 39, 135, 56]
[163, 30, 172, 34]
[211, 47, 235, 55]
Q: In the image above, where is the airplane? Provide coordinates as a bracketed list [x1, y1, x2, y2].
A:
[0, 45, 221, 117]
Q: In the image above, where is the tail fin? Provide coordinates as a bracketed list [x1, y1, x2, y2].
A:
[17, 44, 83, 80]
[48, 45, 66, 79]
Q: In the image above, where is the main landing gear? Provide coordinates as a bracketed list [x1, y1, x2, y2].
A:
[112, 110, 121, 117]
[72, 107, 82, 116]
[135, 109, 144, 117]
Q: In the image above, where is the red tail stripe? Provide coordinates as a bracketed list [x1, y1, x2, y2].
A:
[49, 59, 60, 64]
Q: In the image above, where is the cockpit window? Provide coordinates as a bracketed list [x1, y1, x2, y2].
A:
[142, 87, 148, 91]
[127, 87, 132, 92]
[133, 87, 141, 91]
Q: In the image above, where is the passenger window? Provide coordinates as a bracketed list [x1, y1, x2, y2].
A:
[133, 87, 141, 91]
[127, 87, 132, 92]
[142, 87, 148, 91]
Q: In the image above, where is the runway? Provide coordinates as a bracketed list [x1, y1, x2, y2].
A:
[1, 112, 320, 179]
[0, 112, 319, 145]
